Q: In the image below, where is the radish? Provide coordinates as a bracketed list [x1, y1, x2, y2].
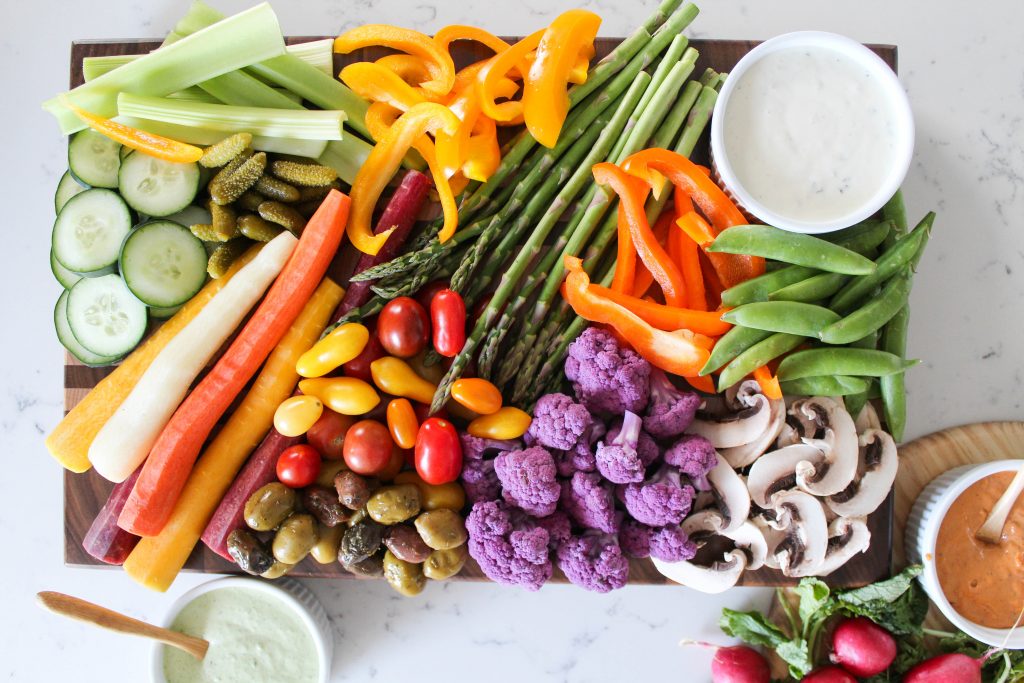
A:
[800, 666, 857, 682]
[902, 652, 991, 683]
[681, 641, 770, 683]
[830, 616, 897, 677]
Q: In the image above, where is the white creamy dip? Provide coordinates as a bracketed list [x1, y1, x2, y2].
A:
[162, 587, 319, 683]
[722, 45, 900, 224]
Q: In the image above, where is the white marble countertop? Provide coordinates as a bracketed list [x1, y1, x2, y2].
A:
[2, 1, 1022, 681]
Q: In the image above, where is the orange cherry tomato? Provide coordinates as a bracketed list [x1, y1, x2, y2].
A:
[450, 377, 502, 415]
[386, 398, 420, 450]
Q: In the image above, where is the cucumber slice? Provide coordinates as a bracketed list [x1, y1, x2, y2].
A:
[118, 153, 200, 217]
[119, 146, 133, 161]
[55, 170, 88, 214]
[50, 249, 83, 289]
[68, 129, 122, 188]
[148, 304, 183, 319]
[67, 274, 147, 357]
[165, 204, 212, 229]
[119, 220, 208, 307]
[54, 290, 123, 366]
[52, 189, 132, 274]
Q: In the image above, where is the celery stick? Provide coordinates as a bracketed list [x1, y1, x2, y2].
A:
[117, 93, 346, 141]
[197, 70, 303, 110]
[166, 87, 220, 104]
[116, 116, 328, 158]
[318, 138, 372, 186]
[44, 3, 286, 134]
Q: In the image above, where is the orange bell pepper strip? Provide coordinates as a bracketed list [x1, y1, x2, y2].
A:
[684, 375, 717, 394]
[340, 62, 430, 111]
[376, 54, 432, 86]
[349, 103, 460, 255]
[562, 256, 712, 376]
[635, 210, 678, 298]
[522, 9, 601, 148]
[753, 365, 783, 400]
[671, 192, 707, 310]
[592, 162, 688, 308]
[335, 25, 456, 96]
[434, 25, 512, 58]
[676, 210, 716, 247]
[585, 283, 733, 337]
[447, 171, 471, 197]
[479, 29, 544, 122]
[61, 96, 202, 163]
[612, 203, 637, 295]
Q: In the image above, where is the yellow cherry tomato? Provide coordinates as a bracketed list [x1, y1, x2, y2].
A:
[370, 356, 436, 404]
[386, 398, 419, 450]
[450, 378, 502, 415]
[298, 377, 380, 416]
[467, 406, 532, 440]
[393, 471, 466, 511]
[273, 395, 324, 437]
[296, 323, 370, 378]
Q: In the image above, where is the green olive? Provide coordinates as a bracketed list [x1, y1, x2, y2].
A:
[423, 544, 468, 581]
[260, 560, 294, 579]
[244, 482, 297, 531]
[316, 459, 349, 488]
[366, 484, 421, 525]
[382, 549, 425, 597]
[310, 522, 344, 565]
[414, 509, 467, 550]
[272, 513, 318, 565]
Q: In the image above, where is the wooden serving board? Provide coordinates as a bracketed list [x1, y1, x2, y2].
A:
[61, 35, 897, 588]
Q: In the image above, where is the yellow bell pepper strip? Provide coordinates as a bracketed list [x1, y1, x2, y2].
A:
[434, 25, 511, 58]
[624, 148, 765, 288]
[671, 193, 708, 311]
[435, 86, 481, 179]
[753, 365, 783, 400]
[562, 256, 713, 376]
[522, 9, 601, 148]
[376, 54, 432, 86]
[298, 376, 381, 415]
[370, 356, 437, 404]
[585, 283, 733, 337]
[468, 406, 533, 440]
[364, 101, 402, 142]
[121, 277, 343, 592]
[447, 171, 471, 197]
[462, 115, 501, 181]
[592, 162, 688, 308]
[478, 29, 544, 122]
[569, 50, 592, 85]
[340, 62, 430, 111]
[349, 102, 460, 254]
[295, 321, 369, 378]
[60, 95, 202, 163]
[334, 25, 456, 96]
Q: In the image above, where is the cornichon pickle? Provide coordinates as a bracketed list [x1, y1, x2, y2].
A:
[297, 182, 339, 203]
[270, 160, 338, 187]
[254, 175, 301, 202]
[199, 133, 253, 168]
[207, 238, 251, 278]
[190, 223, 232, 243]
[295, 200, 324, 218]
[238, 213, 283, 242]
[237, 190, 265, 213]
[209, 152, 266, 206]
[258, 200, 307, 233]
[208, 202, 240, 240]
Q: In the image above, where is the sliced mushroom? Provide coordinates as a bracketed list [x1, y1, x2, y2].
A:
[826, 429, 898, 517]
[853, 402, 882, 434]
[776, 402, 818, 447]
[746, 443, 826, 508]
[788, 397, 859, 497]
[687, 380, 774, 448]
[651, 510, 746, 593]
[707, 456, 750, 534]
[719, 391, 786, 469]
[770, 489, 828, 577]
[723, 519, 769, 571]
[812, 516, 871, 577]
[751, 512, 787, 570]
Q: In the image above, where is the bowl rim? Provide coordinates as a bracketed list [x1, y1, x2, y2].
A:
[150, 576, 330, 683]
[709, 30, 915, 234]
[915, 459, 1024, 646]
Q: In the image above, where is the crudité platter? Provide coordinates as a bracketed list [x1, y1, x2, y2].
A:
[50, 0, 922, 607]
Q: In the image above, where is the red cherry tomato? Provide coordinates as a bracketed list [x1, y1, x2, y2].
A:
[415, 279, 450, 312]
[305, 409, 355, 460]
[343, 327, 385, 382]
[430, 289, 466, 357]
[276, 444, 322, 488]
[414, 417, 463, 484]
[378, 297, 430, 358]
[342, 419, 395, 476]
[377, 445, 407, 482]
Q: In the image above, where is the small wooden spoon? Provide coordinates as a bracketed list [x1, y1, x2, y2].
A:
[976, 463, 1024, 544]
[36, 591, 209, 660]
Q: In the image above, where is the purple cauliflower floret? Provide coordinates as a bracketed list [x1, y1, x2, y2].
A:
[465, 499, 553, 590]
[535, 511, 572, 549]
[618, 520, 698, 562]
[459, 433, 521, 460]
[556, 531, 630, 593]
[618, 518, 654, 558]
[560, 472, 619, 533]
[552, 422, 605, 476]
[527, 393, 593, 451]
[460, 457, 501, 503]
[594, 411, 647, 484]
[494, 446, 560, 517]
[605, 415, 660, 467]
[643, 368, 702, 439]
[565, 327, 651, 416]
[616, 465, 695, 527]
[663, 434, 719, 491]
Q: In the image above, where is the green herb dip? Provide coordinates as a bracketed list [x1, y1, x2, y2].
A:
[163, 586, 318, 683]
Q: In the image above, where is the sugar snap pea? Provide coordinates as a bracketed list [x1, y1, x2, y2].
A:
[823, 219, 892, 252]
[820, 270, 912, 344]
[879, 305, 910, 441]
[708, 225, 877, 275]
[777, 348, 917, 382]
[769, 272, 848, 303]
[829, 212, 934, 313]
[720, 266, 816, 306]
[843, 330, 879, 418]
[722, 301, 840, 337]
[780, 375, 871, 397]
[717, 332, 804, 391]
[881, 189, 909, 246]
[699, 325, 772, 376]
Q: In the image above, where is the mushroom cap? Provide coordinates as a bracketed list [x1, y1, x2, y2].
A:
[719, 392, 786, 469]
[789, 397, 859, 497]
[810, 516, 871, 577]
[852, 401, 882, 434]
[770, 489, 828, 577]
[687, 380, 774, 449]
[746, 443, 825, 508]
[826, 429, 898, 517]
[651, 550, 746, 593]
[722, 519, 769, 571]
[707, 455, 751, 534]
[751, 512, 787, 570]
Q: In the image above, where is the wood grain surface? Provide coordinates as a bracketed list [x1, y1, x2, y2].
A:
[61, 35, 897, 588]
